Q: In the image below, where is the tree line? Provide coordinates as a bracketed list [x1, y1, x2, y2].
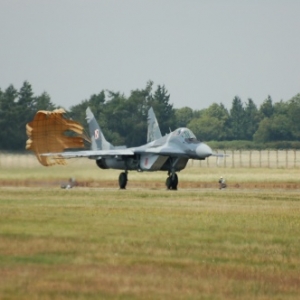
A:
[1, 80, 300, 151]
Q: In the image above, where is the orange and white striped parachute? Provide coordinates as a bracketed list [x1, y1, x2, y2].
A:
[26, 108, 85, 166]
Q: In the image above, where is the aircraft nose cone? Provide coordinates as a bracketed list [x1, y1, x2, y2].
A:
[196, 143, 212, 158]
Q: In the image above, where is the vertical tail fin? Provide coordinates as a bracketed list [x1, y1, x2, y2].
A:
[86, 107, 114, 150]
[147, 107, 162, 143]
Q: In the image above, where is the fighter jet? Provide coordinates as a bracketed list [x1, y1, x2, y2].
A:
[43, 107, 214, 190]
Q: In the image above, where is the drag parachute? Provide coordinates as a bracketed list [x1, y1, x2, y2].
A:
[26, 108, 86, 166]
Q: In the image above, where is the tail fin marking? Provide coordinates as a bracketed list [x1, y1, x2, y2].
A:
[86, 107, 114, 150]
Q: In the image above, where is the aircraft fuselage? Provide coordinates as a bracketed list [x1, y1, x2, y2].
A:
[95, 127, 212, 173]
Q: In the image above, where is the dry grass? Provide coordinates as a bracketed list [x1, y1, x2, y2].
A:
[1, 153, 300, 298]
[0, 188, 300, 299]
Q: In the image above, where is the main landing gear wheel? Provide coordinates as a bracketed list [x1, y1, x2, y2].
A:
[166, 173, 178, 190]
[119, 172, 128, 189]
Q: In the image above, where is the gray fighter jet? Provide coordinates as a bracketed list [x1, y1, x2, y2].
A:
[44, 107, 214, 190]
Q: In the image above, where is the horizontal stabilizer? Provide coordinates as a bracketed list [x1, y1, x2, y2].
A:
[41, 149, 134, 159]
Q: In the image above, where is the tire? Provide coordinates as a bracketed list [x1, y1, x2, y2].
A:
[166, 176, 172, 189]
[166, 174, 178, 190]
[119, 172, 127, 189]
[171, 173, 178, 190]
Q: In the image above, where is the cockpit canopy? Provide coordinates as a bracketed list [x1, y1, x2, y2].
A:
[175, 128, 200, 142]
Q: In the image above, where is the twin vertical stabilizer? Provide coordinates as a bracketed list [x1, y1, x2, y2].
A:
[86, 106, 162, 150]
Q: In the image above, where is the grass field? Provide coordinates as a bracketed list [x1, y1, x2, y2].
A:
[1, 155, 300, 299]
[0, 186, 300, 299]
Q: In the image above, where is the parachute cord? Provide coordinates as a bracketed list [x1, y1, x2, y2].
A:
[61, 110, 91, 146]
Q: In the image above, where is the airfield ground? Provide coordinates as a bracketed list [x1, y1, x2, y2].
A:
[0, 161, 300, 299]
[1, 157, 300, 189]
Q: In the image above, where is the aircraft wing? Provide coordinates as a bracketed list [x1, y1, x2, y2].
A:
[41, 149, 135, 159]
[135, 147, 189, 157]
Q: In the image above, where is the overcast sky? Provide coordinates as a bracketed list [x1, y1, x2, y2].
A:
[1, 0, 299, 110]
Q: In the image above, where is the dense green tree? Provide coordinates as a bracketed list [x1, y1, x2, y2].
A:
[273, 100, 289, 115]
[260, 95, 274, 118]
[254, 97, 296, 142]
[254, 114, 293, 142]
[188, 115, 224, 141]
[18, 81, 35, 109]
[107, 90, 141, 146]
[286, 93, 300, 139]
[205, 103, 227, 119]
[192, 109, 206, 119]
[0, 82, 59, 150]
[229, 96, 245, 140]
[205, 103, 231, 140]
[2, 80, 300, 150]
[188, 103, 230, 141]
[174, 107, 193, 128]
[270, 114, 293, 141]
[244, 98, 260, 140]
[35, 92, 56, 111]
[0, 85, 18, 149]
[253, 118, 271, 142]
[15, 82, 40, 149]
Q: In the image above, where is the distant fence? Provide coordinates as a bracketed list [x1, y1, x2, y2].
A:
[1, 150, 300, 169]
[190, 150, 300, 168]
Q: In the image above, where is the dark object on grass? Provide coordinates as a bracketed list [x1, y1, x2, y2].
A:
[61, 178, 76, 189]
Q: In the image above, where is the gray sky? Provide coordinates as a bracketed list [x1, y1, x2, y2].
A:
[1, 0, 299, 110]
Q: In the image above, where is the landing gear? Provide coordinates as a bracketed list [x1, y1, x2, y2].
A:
[118, 171, 128, 189]
[166, 157, 180, 190]
[166, 173, 178, 190]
